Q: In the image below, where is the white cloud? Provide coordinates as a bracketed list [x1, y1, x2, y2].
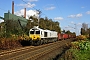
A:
[77, 23, 82, 26]
[16, 0, 38, 8]
[17, 2, 36, 8]
[70, 21, 82, 26]
[68, 15, 76, 18]
[44, 4, 55, 10]
[70, 21, 81, 26]
[45, 6, 55, 10]
[68, 13, 82, 18]
[86, 11, 90, 14]
[76, 14, 82, 18]
[81, 6, 85, 8]
[27, 0, 38, 2]
[63, 26, 75, 32]
[15, 9, 38, 19]
[0, 19, 4, 23]
[54, 17, 64, 20]
[70, 21, 74, 24]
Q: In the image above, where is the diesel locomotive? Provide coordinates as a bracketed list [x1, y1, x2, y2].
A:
[29, 26, 58, 45]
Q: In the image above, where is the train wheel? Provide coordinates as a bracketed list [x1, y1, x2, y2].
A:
[31, 40, 41, 46]
[31, 41, 34, 45]
[37, 40, 41, 45]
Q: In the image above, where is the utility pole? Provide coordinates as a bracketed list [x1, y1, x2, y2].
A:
[36, 10, 41, 27]
[74, 24, 77, 35]
[68, 23, 77, 35]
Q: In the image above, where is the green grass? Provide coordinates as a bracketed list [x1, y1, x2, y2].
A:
[70, 49, 90, 60]
[70, 39, 90, 60]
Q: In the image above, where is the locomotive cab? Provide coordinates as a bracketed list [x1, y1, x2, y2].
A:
[29, 26, 41, 40]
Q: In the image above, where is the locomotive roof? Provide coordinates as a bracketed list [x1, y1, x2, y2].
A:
[30, 26, 57, 33]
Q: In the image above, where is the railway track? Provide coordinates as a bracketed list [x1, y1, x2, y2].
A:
[0, 38, 75, 60]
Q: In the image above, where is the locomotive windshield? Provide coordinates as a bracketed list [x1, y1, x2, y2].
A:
[30, 30, 40, 34]
[30, 31, 34, 34]
[36, 31, 40, 34]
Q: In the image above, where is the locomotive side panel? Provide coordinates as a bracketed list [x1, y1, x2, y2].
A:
[41, 30, 57, 39]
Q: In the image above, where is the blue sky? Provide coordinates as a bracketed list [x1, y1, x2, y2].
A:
[0, 0, 90, 35]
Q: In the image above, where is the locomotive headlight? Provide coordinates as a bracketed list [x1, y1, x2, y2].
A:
[33, 35, 37, 40]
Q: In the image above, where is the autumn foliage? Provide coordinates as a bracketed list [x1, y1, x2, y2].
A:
[76, 35, 87, 40]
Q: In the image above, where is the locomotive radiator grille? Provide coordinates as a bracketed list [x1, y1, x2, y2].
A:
[29, 34, 41, 40]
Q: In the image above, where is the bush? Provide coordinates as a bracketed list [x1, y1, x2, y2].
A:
[76, 35, 87, 40]
[16, 34, 30, 41]
[70, 40, 90, 60]
[0, 37, 22, 50]
[79, 41, 90, 51]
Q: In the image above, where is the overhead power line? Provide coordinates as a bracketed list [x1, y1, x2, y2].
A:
[54, 0, 63, 16]
[21, 0, 42, 16]
[21, 0, 48, 18]
[0, 8, 7, 11]
[21, 0, 37, 10]
[22, 0, 51, 18]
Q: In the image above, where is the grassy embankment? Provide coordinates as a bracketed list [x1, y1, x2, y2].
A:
[66, 35, 90, 60]
[69, 39, 90, 60]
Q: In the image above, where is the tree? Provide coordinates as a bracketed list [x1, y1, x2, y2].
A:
[65, 30, 71, 34]
[88, 28, 90, 39]
[62, 30, 65, 33]
[81, 28, 85, 35]
[0, 22, 5, 37]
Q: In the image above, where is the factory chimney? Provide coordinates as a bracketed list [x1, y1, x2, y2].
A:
[24, 8, 26, 18]
[12, 1, 14, 14]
